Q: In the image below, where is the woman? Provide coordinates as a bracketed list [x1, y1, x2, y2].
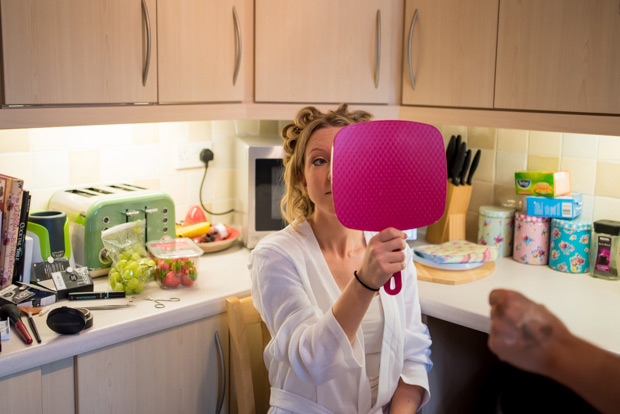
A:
[249, 104, 432, 413]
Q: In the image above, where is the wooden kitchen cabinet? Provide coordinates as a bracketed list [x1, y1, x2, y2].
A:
[495, 0, 620, 115]
[401, 0, 499, 108]
[255, 0, 393, 104]
[0, 358, 75, 414]
[0, 0, 158, 105]
[75, 314, 229, 414]
[157, 0, 247, 104]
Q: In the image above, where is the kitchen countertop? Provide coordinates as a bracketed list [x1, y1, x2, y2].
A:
[3, 240, 620, 379]
[0, 243, 251, 379]
[418, 254, 620, 356]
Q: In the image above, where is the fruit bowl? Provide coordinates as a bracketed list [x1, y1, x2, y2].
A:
[147, 238, 204, 289]
[195, 226, 240, 253]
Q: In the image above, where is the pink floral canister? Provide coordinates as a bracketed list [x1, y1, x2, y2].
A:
[513, 212, 551, 265]
[478, 205, 516, 257]
[549, 218, 592, 273]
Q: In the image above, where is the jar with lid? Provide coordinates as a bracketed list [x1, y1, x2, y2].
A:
[513, 212, 551, 265]
[478, 205, 516, 257]
[590, 219, 620, 280]
[549, 218, 591, 273]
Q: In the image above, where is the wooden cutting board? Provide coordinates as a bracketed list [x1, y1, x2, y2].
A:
[415, 261, 495, 285]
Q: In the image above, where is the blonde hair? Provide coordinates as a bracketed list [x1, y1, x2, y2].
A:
[280, 104, 372, 228]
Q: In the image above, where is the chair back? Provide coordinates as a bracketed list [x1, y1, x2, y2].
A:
[226, 296, 271, 414]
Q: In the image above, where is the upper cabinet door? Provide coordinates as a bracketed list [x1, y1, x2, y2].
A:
[1, 0, 157, 105]
[158, 0, 245, 104]
[255, 0, 392, 104]
[495, 0, 620, 114]
[401, 0, 499, 108]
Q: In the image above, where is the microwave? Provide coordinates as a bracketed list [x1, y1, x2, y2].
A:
[235, 135, 287, 248]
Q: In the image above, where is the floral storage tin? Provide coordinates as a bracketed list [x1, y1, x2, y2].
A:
[549, 218, 592, 273]
[478, 205, 516, 257]
[513, 212, 551, 265]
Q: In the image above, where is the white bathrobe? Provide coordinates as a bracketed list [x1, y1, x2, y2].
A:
[249, 220, 432, 413]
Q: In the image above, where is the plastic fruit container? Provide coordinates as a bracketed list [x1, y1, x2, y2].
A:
[147, 238, 203, 288]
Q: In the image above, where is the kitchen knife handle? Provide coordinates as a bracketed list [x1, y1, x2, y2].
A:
[459, 149, 472, 185]
[374, 9, 381, 88]
[232, 6, 242, 86]
[141, 0, 151, 87]
[407, 9, 418, 89]
[451, 142, 466, 186]
[466, 149, 482, 185]
[384, 271, 402, 295]
[445, 135, 456, 177]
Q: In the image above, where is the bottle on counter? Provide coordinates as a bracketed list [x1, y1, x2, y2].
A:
[590, 220, 620, 280]
[549, 217, 591, 274]
[513, 212, 551, 265]
[478, 205, 516, 257]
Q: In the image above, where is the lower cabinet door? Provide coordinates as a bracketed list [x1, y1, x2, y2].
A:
[0, 358, 75, 414]
[76, 314, 229, 414]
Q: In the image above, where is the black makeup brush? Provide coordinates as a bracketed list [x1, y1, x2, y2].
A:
[0, 303, 33, 345]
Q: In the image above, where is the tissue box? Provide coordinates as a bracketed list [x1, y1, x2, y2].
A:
[515, 171, 571, 197]
[526, 193, 582, 219]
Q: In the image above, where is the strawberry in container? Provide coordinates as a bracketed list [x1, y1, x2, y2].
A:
[146, 238, 204, 288]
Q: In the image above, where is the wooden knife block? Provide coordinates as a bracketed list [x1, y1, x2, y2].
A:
[426, 183, 473, 244]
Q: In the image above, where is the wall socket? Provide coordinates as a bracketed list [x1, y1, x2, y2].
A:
[175, 141, 212, 170]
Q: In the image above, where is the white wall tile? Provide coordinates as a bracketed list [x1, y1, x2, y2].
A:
[30, 127, 71, 151]
[497, 129, 528, 152]
[159, 122, 190, 146]
[592, 196, 620, 222]
[528, 131, 562, 156]
[495, 151, 526, 185]
[559, 157, 596, 195]
[0, 153, 33, 185]
[562, 133, 598, 159]
[31, 151, 69, 189]
[0, 129, 29, 153]
[473, 148, 495, 182]
[597, 135, 620, 161]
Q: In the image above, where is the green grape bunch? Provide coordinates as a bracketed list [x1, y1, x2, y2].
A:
[108, 248, 158, 295]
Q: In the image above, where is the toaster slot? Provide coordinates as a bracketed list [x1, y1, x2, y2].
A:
[108, 184, 146, 192]
[66, 189, 97, 197]
[84, 187, 113, 195]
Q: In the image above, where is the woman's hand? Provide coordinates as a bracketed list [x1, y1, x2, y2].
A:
[355, 228, 407, 291]
[488, 289, 571, 377]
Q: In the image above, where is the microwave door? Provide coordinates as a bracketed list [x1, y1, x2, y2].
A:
[255, 158, 286, 232]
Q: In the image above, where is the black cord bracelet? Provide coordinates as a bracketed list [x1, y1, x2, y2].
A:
[354, 270, 380, 292]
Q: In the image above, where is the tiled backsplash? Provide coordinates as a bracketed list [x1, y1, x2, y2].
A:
[0, 120, 280, 227]
[1, 121, 619, 240]
[437, 126, 620, 241]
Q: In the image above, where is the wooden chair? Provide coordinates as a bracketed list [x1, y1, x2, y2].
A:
[226, 296, 271, 414]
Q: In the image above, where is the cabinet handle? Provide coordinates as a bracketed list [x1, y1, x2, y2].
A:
[374, 9, 381, 89]
[232, 6, 242, 86]
[215, 331, 226, 414]
[141, 0, 152, 87]
[407, 9, 418, 89]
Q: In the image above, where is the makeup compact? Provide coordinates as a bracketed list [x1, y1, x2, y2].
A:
[46, 307, 93, 335]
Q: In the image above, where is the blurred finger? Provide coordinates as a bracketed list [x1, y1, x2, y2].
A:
[489, 289, 509, 306]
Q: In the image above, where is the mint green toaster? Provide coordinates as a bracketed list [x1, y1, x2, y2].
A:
[49, 184, 176, 276]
